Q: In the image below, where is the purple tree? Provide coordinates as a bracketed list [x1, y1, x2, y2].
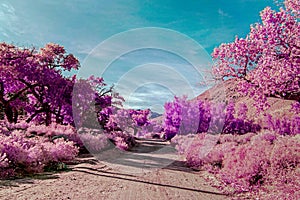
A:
[0, 42, 121, 127]
[212, 0, 300, 111]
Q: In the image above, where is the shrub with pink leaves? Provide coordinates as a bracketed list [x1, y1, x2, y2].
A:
[26, 123, 84, 147]
[219, 138, 271, 192]
[77, 128, 109, 153]
[42, 138, 79, 163]
[177, 131, 300, 199]
[105, 108, 152, 136]
[0, 124, 79, 179]
[107, 131, 136, 151]
[184, 133, 223, 169]
[264, 114, 300, 136]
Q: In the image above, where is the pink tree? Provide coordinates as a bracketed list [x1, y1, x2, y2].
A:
[105, 108, 151, 135]
[0, 42, 123, 126]
[72, 76, 123, 129]
[0, 43, 83, 125]
[21, 43, 80, 125]
[0, 43, 39, 123]
[212, 0, 300, 110]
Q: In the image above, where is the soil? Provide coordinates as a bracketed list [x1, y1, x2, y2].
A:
[0, 139, 230, 200]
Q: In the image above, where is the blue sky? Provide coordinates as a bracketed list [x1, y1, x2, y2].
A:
[0, 0, 277, 112]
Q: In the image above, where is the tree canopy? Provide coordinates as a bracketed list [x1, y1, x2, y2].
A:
[212, 0, 299, 110]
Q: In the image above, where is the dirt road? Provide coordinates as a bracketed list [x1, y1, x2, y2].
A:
[0, 139, 229, 200]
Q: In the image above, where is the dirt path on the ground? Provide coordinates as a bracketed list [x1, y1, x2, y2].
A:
[0, 139, 229, 200]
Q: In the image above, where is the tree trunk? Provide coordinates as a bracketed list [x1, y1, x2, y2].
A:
[12, 107, 18, 123]
[4, 103, 14, 123]
[45, 104, 52, 126]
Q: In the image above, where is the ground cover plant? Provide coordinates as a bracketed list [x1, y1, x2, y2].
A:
[0, 43, 141, 178]
[0, 0, 299, 199]
[168, 0, 300, 198]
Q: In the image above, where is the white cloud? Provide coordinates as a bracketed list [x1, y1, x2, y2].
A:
[111, 63, 203, 110]
[218, 8, 231, 18]
[0, 3, 23, 38]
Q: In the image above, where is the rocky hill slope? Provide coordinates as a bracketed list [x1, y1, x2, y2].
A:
[195, 78, 297, 121]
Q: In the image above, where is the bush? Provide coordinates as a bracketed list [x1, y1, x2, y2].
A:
[163, 97, 261, 140]
[176, 131, 300, 198]
[0, 123, 79, 179]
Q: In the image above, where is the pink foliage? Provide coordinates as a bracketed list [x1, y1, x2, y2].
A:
[106, 108, 153, 138]
[284, 0, 300, 17]
[77, 128, 109, 153]
[0, 42, 80, 125]
[177, 131, 300, 198]
[107, 131, 136, 151]
[212, 1, 300, 111]
[264, 114, 300, 135]
[163, 97, 260, 140]
[0, 123, 79, 178]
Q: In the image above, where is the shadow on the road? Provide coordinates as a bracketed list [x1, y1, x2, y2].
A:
[128, 143, 167, 153]
[71, 168, 227, 196]
[0, 179, 34, 188]
[128, 139, 173, 154]
[0, 172, 59, 189]
[70, 139, 198, 175]
[70, 137, 227, 196]
[163, 160, 196, 173]
[73, 166, 138, 178]
[96, 152, 177, 169]
[88, 138, 184, 170]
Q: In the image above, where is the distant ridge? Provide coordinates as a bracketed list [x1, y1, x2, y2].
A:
[150, 111, 162, 119]
[195, 78, 296, 121]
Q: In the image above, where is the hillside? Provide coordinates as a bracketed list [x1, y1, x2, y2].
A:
[153, 78, 297, 127]
[195, 78, 297, 121]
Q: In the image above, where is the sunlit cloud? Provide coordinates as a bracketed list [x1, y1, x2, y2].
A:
[0, 2, 23, 38]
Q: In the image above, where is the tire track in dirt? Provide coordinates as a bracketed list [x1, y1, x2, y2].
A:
[0, 139, 229, 200]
